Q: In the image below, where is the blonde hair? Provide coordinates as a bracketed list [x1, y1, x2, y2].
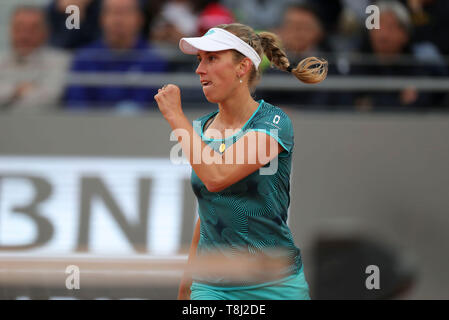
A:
[215, 23, 328, 88]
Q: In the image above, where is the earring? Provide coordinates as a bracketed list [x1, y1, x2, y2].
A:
[239, 79, 243, 83]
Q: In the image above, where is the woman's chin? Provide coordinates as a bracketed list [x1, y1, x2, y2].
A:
[203, 91, 220, 104]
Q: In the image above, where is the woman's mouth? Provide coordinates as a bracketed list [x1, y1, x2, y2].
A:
[201, 80, 212, 87]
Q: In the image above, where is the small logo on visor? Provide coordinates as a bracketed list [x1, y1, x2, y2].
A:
[204, 29, 216, 36]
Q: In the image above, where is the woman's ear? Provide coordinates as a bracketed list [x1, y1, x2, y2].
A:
[238, 57, 253, 78]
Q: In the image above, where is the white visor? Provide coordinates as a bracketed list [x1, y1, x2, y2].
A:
[179, 28, 262, 69]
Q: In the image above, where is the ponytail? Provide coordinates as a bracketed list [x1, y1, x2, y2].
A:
[259, 31, 328, 84]
[216, 23, 328, 86]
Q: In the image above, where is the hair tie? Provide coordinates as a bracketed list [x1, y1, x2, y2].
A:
[287, 65, 293, 73]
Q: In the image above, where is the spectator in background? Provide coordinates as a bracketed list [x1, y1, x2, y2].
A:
[196, 1, 235, 36]
[304, 0, 343, 34]
[222, 0, 298, 31]
[64, 0, 167, 112]
[400, 0, 449, 56]
[149, 0, 234, 44]
[340, 0, 372, 22]
[277, 4, 329, 58]
[327, 0, 372, 53]
[149, 0, 235, 104]
[0, 6, 70, 113]
[352, 1, 447, 111]
[258, 4, 352, 109]
[141, 0, 165, 39]
[47, 0, 102, 50]
[150, 0, 198, 46]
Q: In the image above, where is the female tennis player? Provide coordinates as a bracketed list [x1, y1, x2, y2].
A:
[154, 23, 327, 300]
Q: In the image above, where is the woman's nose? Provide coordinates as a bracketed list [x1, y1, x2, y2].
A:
[195, 60, 205, 75]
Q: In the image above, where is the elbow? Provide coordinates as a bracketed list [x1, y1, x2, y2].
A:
[201, 167, 229, 193]
[204, 180, 225, 193]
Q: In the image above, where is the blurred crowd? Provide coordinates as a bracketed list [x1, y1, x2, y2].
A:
[0, 0, 448, 113]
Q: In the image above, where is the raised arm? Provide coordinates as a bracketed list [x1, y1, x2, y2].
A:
[155, 85, 284, 192]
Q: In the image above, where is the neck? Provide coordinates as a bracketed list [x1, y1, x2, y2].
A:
[216, 86, 259, 129]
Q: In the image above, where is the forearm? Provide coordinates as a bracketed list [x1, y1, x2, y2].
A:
[155, 85, 273, 192]
[178, 218, 200, 299]
[187, 218, 201, 264]
[166, 113, 226, 189]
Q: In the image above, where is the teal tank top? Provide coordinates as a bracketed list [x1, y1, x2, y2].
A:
[190, 99, 302, 287]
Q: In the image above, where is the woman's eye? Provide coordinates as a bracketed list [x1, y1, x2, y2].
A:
[196, 56, 215, 64]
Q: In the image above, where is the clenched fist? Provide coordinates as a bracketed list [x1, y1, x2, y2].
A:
[154, 84, 183, 121]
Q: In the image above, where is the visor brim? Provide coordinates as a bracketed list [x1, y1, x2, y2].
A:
[179, 37, 233, 55]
